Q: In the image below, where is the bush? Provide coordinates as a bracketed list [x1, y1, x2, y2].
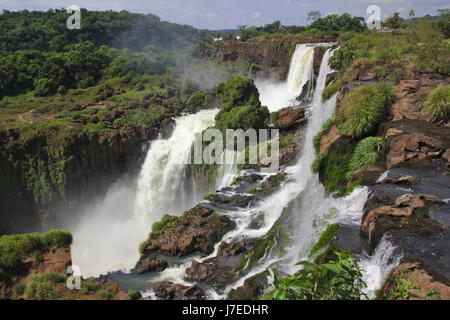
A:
[339, 82, 395, 138]
[347, 136, 384, 179]
[426, 85, 450, 122]
[128, 289, 141, 300]
[12, 281, 26, 298]
[262, 250, 367, 300]
[0, 230, 73, 271]
[322, 79, 342, 101]
[24, 272, 66, 300]
[151, 214, 178, 234]
[97, 288, 116, 300]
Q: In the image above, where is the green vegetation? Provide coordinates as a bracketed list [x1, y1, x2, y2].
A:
[338, 82, 395, 138]
[128, 289, 141, 300]
[322, 78, 342, 101]
[309, 223, 340, 258]
[151, 214, 179, 235]
[346, 136, 384, 179]
[311, 152, 326, 173]
[238, 13, 365, 41]
[215, 77, 269, 135]
[425, 85, 450, 122]
[24, 272, 67, 300]
[185, 90, 215, 113]
[313, 119, 334, 153]
[262, 250, 366, 300]
[0, 230, 72, 271]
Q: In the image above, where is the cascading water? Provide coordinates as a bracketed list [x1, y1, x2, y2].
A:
[218, 47, 399, 299]
[71, 109, 218, 277]
[256, 44, 315, 112]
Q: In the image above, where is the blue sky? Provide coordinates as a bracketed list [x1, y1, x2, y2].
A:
[1, 0, 449, 29]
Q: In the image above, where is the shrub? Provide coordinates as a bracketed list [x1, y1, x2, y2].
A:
[24, 272, 66, 300]
[426, 85, 450, 122]
[262, 250, 367, 300]
[346, 136, 384, 179]
[0, 230, 72, 271]
[151, 214, 178, 234]
[322, 79, 342, 101]
[128, 289, 141, 300]
[12, 281, 26, 298]
[339, 82, 395, 138]
[97, 288, 116, 300]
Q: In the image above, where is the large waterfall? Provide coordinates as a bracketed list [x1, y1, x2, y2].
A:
[71, 109, 218, 277]
[71, 43, 397, 297]
[256, 44, 314, 112]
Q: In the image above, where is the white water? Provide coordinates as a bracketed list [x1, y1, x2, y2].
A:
[71, 109, 218, 277]
[256, 44, 315, 112]
[219, 47, 398, 298]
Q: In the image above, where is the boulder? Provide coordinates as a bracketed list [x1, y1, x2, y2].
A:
[378, 262, 450, 300]
[273, 107, 307, 131]
[140, 206, 236, 257]
[227, 271, 271, 300]
[347, 167, 385, 189]
[134, 257, 168, 274]
[387, 133, 444, 169]
[185, 241, 249, 290]
[154, 282, 205, 300]
[361, 194, 443, 248]
[378, 175, 420, 187]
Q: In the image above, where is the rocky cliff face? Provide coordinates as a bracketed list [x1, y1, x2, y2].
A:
[201, 38, 329, 81]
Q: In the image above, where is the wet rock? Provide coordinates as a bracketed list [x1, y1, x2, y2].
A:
[154, 282, 205, 300]
[387, 133, 444, 169]
[378, 175, 420, 187]
[272, 107, 307, 131]
[319, 125, 341, 155]
[378, 262, 450, 300]
[204, 193, 255, 208]
[442, 149, 450, 175]
[361, 193, 443, 249]
[347, 167, 385, 189]
[217, 241, 246, 257]
[227, 271, 271, 300]
[185, 241, 249, 290]
[140, 206, 236, 257]
[134, 257, 168, 274]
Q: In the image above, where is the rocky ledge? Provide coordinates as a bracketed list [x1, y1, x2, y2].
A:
[135, 206, 236, 273]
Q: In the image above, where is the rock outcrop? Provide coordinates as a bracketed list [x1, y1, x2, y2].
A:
[134, 257, 168, 274]
[361, 193, 443, 248]
[154, 281, 205, 300]
[272, 107, 307, 131]
[139, 206, 236, 257]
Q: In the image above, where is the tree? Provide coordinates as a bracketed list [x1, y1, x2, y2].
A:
[307, 10, 321, 23]
[385, 12, 404, 29]
[409, 10, 415, 18]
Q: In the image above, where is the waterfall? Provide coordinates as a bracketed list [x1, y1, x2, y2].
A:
[71, 109, 218, 277]
[134, 109, 218, 223]
[256, 44, 315, 112]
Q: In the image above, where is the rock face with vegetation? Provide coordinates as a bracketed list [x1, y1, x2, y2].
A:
[0, 230, 129, 300]
[137, 206, 235, 260]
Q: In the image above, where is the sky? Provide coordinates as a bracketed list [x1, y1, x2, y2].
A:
[0, 0, 449, 29]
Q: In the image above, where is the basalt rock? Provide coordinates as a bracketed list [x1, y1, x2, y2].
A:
[185, 241, 249, 290]
[378, 262, 450, 300]
[387, 133, 444, 169]
[361, 193, 443, 249]
[227, 271, 271, 300]
[319, 125, 341, 155]
[378, 175, 420, 187]
[154, 281, 205, 300]
[140, 206, 236, 257]
[134, 257, 168, 274]
[272, 107, 307, 131]
[347, 167, 385, 189]
[391, 79, 449, 122]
